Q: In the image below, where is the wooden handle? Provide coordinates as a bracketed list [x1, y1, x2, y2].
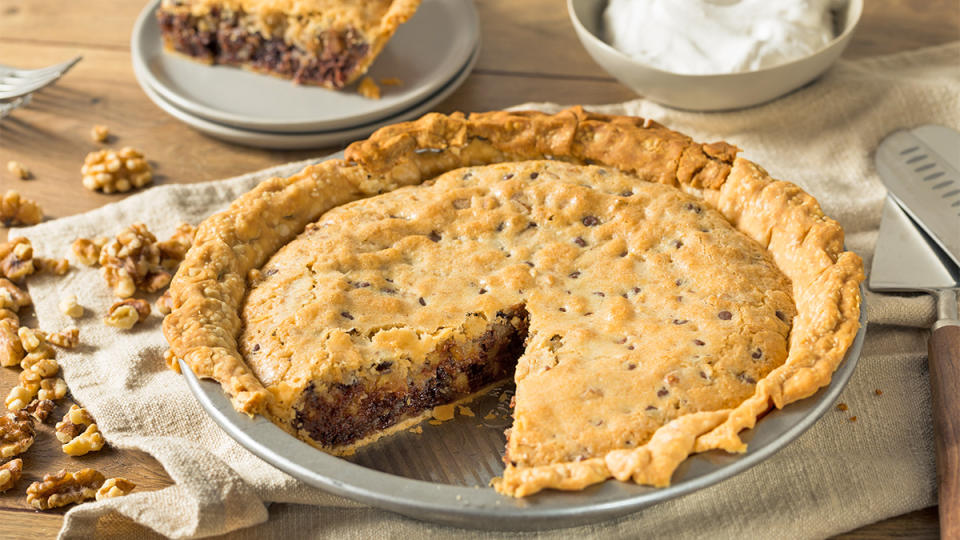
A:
[929, 324, 960, 539]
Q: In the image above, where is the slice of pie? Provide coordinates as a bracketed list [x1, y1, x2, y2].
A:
[162, 107, 864, 497]
[156, 0, 421, 88]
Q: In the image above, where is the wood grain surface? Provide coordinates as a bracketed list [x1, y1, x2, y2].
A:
[0, 0, 957, 537]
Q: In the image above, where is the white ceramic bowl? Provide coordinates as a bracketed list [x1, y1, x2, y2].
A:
[568, 0, 863, 111]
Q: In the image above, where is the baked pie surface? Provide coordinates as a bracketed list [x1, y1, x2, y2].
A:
[157, 0, 420, 88]
[162, 107, 864, 497]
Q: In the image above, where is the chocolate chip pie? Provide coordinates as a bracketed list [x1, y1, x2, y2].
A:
[162, 107, 864, 497]
[157, 0, 421, 88]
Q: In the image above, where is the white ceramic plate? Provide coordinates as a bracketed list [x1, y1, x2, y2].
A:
[133, 47, 478, 149]
[131, 0, 479, 133]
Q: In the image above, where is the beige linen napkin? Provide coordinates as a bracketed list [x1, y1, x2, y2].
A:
[12, 43, 959, 539]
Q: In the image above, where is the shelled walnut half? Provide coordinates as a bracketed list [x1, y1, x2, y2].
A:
[55, 405, 94, 444]
[0, 411, 35, 459]
[26, 468, 106, 510]
[96, 477, 135, 500]
[25, 399, 55, 423]
[105, 298, 150, 329]
[0, 458, 23, 493]
[81, 147, 152, 194]
[0, 190, 43, 226]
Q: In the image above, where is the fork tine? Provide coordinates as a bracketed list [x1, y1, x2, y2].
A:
[0, 71, 64, 100]
[0, 56, 81, 103]
[0, 56, 82, 80]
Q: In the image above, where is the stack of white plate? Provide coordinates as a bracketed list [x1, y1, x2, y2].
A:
[130, 0, 479, 149]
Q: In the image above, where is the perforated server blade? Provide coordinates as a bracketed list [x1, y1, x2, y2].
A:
[875, 125, 960, 267]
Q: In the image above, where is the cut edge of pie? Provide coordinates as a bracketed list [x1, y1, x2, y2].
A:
[156, 0, 421, 88]
[161, 107, 864, 497]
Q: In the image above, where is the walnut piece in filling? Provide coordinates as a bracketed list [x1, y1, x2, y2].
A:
[26, 468, 106, 510]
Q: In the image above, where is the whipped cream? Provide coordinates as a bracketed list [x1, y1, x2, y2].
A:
[603, 0, 840, 75]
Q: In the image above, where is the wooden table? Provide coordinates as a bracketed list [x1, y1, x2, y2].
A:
[0, 0, 956, 536]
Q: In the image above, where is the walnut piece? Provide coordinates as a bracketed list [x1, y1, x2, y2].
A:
[56, 404, 94, 444]
[0, 278, 31, 311]
[59, 294, 84, 318]
[20, 344, 59, 378]
[0, 237, 37, 280]
[0, 411, 35, 459]
[62, 423, 105, 456]
[37, 377, 67, 401]
[96, 477, 135, 500]
[156, 290, 174, 315]
[25, 398, 55, 423]
[35, 257, 70, 275]
[71, 237, 108, 266]
[81, 147, 152, 194]
[7, 160, 30, 180]
[17, 326, 44, 352]
[77, 223, 195, 297]
[155, 222, 196, 265]
[105, 298, 150, 329]
[26, 468, 105, 510]
[0, 315, 23, 368]
[0, 458, 23, 492]
[0, 190, 43, 226]
[99, 223, 168, 297]
[91, 125, 110, 143]
[46, 327, 80, 348]
[5, 383, 37, 411]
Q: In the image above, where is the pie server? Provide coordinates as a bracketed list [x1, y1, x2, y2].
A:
[871, 127, 960, 536]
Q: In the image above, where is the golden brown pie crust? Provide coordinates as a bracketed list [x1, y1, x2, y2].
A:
[161, 107, 864, 497]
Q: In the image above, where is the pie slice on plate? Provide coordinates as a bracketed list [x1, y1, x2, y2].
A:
[162, 107, 863, 497]
[156, 0, 421, 88]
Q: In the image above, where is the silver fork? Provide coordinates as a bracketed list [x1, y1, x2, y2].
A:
[0, 56, 82, 118]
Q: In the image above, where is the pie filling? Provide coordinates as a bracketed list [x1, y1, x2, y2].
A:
[292, 307, 529, 448]
[156, 9, 370, 87]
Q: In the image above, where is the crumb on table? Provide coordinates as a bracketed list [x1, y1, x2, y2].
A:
[836, 402, 848, 412]
[358, 76, 381, 100]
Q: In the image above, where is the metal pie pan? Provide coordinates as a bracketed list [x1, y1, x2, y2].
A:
[182, 283, 865, 531]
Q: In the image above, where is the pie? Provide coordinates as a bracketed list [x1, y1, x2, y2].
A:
[156, 0, 421, 88]
[162, 107, 864, 497]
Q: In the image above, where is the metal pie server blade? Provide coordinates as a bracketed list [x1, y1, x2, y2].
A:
[875, 124, 960, 268]
[869, 197, 959, 292]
